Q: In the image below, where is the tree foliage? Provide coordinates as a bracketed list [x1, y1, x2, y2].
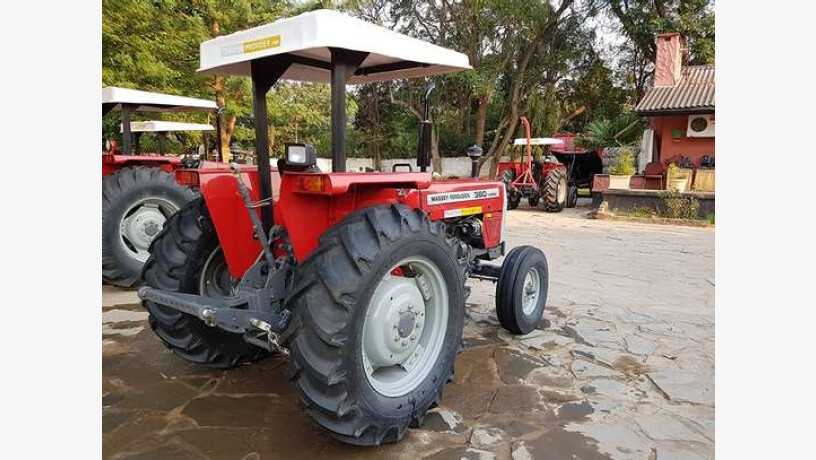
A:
[102, 0, 714, 174]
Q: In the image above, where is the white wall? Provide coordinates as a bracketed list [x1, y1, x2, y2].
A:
[316, 156, 491, 177]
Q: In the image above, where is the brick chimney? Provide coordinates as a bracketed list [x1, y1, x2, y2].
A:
[654, 33, 683, 87]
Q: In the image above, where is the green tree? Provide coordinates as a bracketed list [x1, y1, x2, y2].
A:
[102, 0, 287, 161]
[606, 0, 715, 99]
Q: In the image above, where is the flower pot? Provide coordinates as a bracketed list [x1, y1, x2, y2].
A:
[668, 177, 688, 192]
[608, 174, 631, 190]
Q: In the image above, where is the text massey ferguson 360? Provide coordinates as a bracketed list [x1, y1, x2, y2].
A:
[138, 9, 552, 446]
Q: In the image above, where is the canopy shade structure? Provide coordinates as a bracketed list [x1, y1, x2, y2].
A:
[199, 9, 472, 230]
[513, 138, 564, 146]
[121, 121, 215, 133]
[198, 9, 471, 84]
[102, 87, 218, 113]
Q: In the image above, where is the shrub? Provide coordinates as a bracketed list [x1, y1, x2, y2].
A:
[610, 147, 636, 176]
[658, 191, 701, 219]
[628, 207, 656, 218]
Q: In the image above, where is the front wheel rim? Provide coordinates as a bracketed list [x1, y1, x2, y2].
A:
[521, 267, 541, 315]
[361, 256, 449, 397]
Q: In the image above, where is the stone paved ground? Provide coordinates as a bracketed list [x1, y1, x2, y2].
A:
[103, 201, 714, 459]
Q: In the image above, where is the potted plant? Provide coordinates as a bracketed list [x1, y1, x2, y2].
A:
[666, 163, 691, 192]
[608, 147, 636, 189]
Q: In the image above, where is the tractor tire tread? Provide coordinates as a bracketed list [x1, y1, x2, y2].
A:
[141, 197, 267, 369]
[542, 169, 566, 212]
[286, 204, 461, 446]
[102, 166, 196, 287]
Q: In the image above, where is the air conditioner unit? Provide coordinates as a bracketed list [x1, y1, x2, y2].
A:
[687, 114, 715, 138]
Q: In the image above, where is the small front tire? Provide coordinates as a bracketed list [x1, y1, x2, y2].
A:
[496, 246, 549, 335]
[566, 184, 578, 208]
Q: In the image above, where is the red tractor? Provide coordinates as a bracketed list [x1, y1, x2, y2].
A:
[497, 116, 570, 211]
[137, 9, 551, 446]
[102, 87, 229, 287]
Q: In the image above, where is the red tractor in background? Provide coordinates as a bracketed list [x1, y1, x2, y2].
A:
[102, 87, 230, 287]
[497, 116, 570, 211]
[137, 9, 551, 446]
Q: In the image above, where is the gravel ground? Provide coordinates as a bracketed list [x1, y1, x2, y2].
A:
[103, 201, 714, 459]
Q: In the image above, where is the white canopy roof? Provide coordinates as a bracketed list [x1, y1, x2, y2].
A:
[198, 9, 472, 84]
[103, 87, 218, 112]
[120, 121, 214, 133]
[513, 138, 564, 146]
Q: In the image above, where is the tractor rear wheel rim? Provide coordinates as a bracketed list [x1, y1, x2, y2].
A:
[199, 247, 235, 298]
[522, 267, 541, 316]
[362, 256, 449, 397]
[557, 177, 567, 204]
[119, 197, 178, 262]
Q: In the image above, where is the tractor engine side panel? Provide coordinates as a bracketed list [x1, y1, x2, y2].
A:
[419, 180, 506, 248]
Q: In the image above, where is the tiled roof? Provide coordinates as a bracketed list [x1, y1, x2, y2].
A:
[635, 65, 714, 114]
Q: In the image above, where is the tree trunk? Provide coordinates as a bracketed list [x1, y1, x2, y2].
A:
[474, 94, 488, 147]
[431, 123, 441, 174]
[210, 19, 233, 163]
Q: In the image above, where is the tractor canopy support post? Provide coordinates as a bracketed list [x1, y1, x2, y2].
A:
[214, 108, 224, 162]
[329, 49, 368, 172]
[121, 104, 134, 155]
[250, 56, 293, 231]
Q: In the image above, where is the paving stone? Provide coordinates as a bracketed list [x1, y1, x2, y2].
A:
[570, 420, 655, 460]
[511, 441, 534, 460]
[625, 335, 658, 356]
[571, 359, 621, 379]
[425, 446, 496, 460]
[494, 348, 548, 384]
[420, 408, 467, 433]
[654, 446, 708, 460]
[647, 371, 714, 406]
[117, 438, 206, 460]
[634, 414, 709, 443]
[489, 385, 542, 413]
[526, 368, 576, 388]
[470, 427, 505, 448]
[564, 318, 621, 348]
[522, 426, 612, 460]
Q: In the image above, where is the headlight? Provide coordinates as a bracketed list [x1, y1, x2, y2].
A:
[285, 143, 316, 168]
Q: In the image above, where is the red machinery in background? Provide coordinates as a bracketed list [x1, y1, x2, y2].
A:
[497, 116, 569, 211]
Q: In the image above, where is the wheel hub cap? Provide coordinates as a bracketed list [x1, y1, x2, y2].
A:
[363, 276, 426, 368]
[120, 204, 168, 262]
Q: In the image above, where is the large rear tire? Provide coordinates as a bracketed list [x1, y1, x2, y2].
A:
[286, 204, 464, 446]
[542, 169, 567, 213]
[141, 198, 267, 368]
[103, 166, 196, 287]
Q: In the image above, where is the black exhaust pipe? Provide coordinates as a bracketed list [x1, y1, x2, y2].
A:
[417, 83, 436, 172]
